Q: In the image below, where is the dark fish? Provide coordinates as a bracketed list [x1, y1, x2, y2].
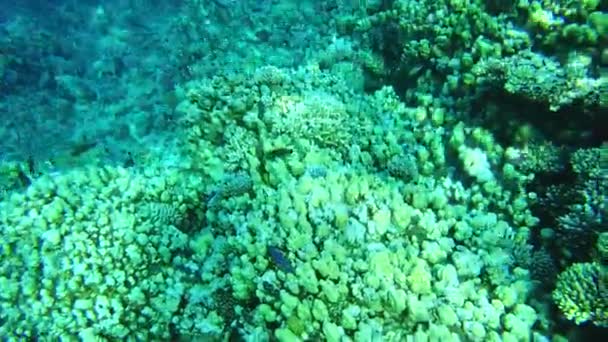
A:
[124, 152, 135, 168]
[70, 141, 97, 157]
[268, 246, 294, 273]
[27, 155, 35, 175]
[266, 147, 293, 159]
[17, 169, 30, 187]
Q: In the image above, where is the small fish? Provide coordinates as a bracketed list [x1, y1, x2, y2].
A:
[268, 246, 294, 273]
[266, 147, 293, 159]
[17, 169, 30, 187]
[70, 141, 98, 157]
[124, 152, 135, 168]
[26, 155, 35, 175]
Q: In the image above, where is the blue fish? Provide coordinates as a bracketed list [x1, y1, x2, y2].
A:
[268, 246, 294, 273]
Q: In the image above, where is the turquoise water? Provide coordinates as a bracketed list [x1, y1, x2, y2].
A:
[0, 1, 606, 340]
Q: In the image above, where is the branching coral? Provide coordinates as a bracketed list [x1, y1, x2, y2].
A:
[553, 262, 608, 327]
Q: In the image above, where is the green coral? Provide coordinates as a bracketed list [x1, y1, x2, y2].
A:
[387, 154, 419, 181]
[2, 1, 608, 340]
[342, 0, 531, 93]
[553, 262, 608, 327]
[524, 0, 602, 49]
[266, 90, 353, 149]
[515, 143, 566, 174]
[171, 65, 544, 339]
[570, 147, 601, 179]
[474, 50, 602, 111]
[0, 59, 552, 339]
[344, 0, 605, 138]
[0, 165, 204, 339]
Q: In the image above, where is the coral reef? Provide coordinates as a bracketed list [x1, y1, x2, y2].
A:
[0, 0, 606, 340]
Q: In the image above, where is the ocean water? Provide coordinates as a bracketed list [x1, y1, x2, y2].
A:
[0, 0, 606, 340]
